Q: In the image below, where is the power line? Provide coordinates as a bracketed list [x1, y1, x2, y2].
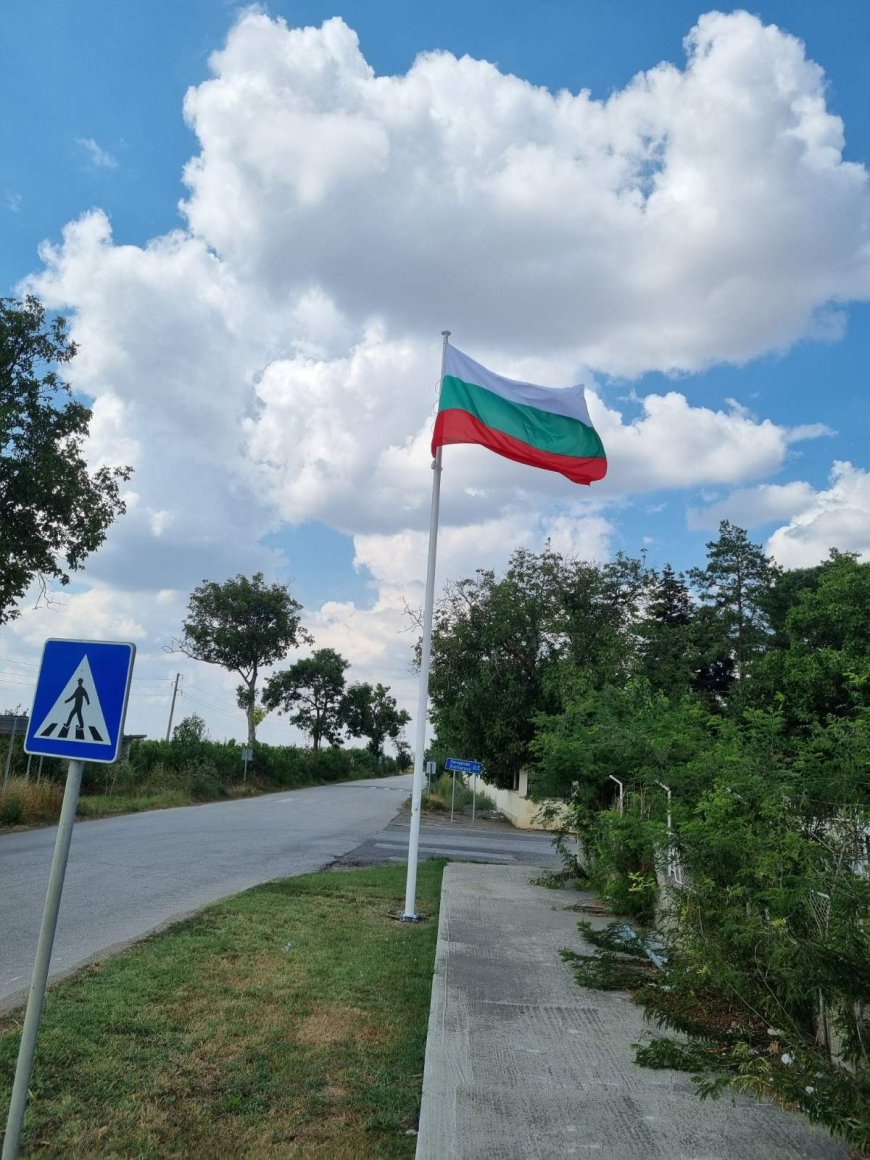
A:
[183, 684, 240, 713]
[179, 692, 240, 723]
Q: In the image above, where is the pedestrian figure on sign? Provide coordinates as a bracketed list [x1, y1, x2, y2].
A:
[63, 678, 90, 735]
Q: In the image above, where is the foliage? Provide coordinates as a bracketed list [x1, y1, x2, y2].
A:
[0, 295, 131, 623]
[440, 531, 870, 1150]
[263, 647, 349, 750]
[636, 564, 696, 700]
[633, 1037, 730, 1073]
[688, 520, 779, 689]
[0, 777, 65, 826]
[427, 546, 643, 788]
[341, 681, 410, 758]
[585, 809, 660, 923]
[0, 741, 403, 828]
[175, 572, 311, 745]
[749, 550, 870, 725]
[422, 772, 495, 815]
[560, 947, 656, 990]
[172, 713, 207, 744]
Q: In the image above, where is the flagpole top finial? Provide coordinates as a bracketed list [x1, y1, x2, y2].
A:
[442, 330, 451, 338]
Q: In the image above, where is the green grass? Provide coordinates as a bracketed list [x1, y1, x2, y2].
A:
[0, 860, 445, 1158]
[76, 789, 195, 818]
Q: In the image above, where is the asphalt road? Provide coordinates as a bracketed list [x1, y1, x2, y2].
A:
[0, 773, 414, 1007]
[335, 811, 560, 869]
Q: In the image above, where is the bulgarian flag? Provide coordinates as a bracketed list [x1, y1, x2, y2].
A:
[431, 344, 606, 485]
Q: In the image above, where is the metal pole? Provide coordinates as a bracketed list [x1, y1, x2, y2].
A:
[471, 773, 477, 826]
[3, 759, 85, 1160]
[608, 774, 624, 814]
[656, 780, 673, 877]
[3, 714, 18, 791]
[402, 330, 450, 921]
[37, 756, 44, 785]
[165, 673, 181, 742]
[25, 753, 32, 781]
[450, 769, 456, 823]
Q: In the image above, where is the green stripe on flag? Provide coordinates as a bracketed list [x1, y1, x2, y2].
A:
[440, 376, 605, 460]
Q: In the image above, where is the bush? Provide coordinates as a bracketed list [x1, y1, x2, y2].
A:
[586, 808, 659, 924]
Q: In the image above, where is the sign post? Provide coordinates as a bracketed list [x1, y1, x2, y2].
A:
[3, 639, 135, 1160]
[444, 758, 481, 825]
[241, 746, 253, 782]
[425, 760, 436, 794]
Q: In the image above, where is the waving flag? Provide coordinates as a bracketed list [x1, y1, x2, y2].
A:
[431, 344, 606, 485]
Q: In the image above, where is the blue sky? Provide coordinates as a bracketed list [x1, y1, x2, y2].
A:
[2, 2, 868, 741]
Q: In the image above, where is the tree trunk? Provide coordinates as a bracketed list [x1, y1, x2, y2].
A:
[247, 667, 258, 746]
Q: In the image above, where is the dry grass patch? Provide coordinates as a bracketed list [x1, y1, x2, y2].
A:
[0, 860, 445, 1158]
[294, 1002, 393, 1048]
[0, 777, 64, 826]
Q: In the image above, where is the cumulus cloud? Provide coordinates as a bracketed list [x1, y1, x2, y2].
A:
[687, 481, 819, 530]
[11, 9, 870, 738]
[766, 462, 870, 567]
[181, 10, 870, 373]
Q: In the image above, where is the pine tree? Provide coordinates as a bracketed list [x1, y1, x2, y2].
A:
[688, 521, 779, 686]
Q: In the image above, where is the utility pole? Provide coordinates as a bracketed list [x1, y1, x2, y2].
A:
[165, 674, 181, 742]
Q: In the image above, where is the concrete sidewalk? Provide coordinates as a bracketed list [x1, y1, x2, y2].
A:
[416, 863, 847, 1160]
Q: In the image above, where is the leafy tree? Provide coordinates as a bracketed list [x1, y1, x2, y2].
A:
[395, 741, 412, 771]
[176, 572, 310, 745]
[750, 551, 870, 725]
[427, 547, 640, 788]
[340, 681, 410, 758]
[0, 295, 131, 623]
[759, 561, 826, 647]
[172, 713, 207, 744]
[263, 648, 350, 750]
[689, 521, 779, 689]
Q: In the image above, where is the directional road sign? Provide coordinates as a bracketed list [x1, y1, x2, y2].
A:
[24, 639, 136, 764]
[444, 757, 481, 774]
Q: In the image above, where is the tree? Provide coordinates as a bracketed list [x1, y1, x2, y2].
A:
[426, 547, 639, 788]
[341, 681, 410, 758]
[0, 295, 131, 624]
[689, 521, 779, 688]
[172, 713, 207, 744]
[750, 551, 870, 725]
[176, 572, 310, 744]
[637, 564, 695, 699]
[263, 648, 350, 750]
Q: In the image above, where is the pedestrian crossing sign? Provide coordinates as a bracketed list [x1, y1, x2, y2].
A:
[24, 639, 136, 763]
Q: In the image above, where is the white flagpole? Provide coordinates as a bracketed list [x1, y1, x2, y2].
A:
[402, 329, 450, 920]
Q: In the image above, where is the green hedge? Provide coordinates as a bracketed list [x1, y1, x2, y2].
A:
[74, 738, 400, 797]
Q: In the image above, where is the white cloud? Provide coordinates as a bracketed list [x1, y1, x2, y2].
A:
[77, 137, 118, 170]
[10, 10, 870, 739]
[180, 10, 870, 373]
[766, 462, 870, 567]
[687, 481, 818, 530]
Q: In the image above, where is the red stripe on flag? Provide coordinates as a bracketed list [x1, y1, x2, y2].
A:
[431, 409, 607, 485]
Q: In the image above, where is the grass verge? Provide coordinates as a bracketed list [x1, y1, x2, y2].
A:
[0, 860, 445, 1158]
